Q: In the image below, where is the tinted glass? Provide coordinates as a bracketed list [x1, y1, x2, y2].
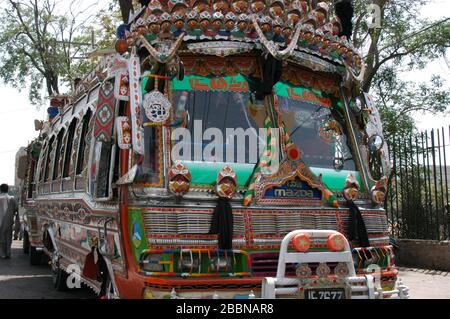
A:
[276, 82, 355, 170]
[171, 75, 265, 164]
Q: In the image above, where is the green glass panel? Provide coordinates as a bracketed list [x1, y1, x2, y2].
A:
[273, 81, 343, 109]
[172, 74, 250, 92]
[184, 159, 360, 191]
[183, 161, 255, 187]
[310, 167, 362, 191]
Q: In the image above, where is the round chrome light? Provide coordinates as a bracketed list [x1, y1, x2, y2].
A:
[343, 187, 359, 201]
[178, 256, 199, 272]
[333, 157, 344, 171]
[368, 135, 384, 152]
[371, 189, 386, 205]
[352, 97, 363, 113]
[209, 256, 231, 272]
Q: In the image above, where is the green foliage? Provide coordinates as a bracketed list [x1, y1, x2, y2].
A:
[373, 68, 450, 141]
[353, 0, 450, 138]
[0, 0, 119, 106]
[95, 5, 122, 50]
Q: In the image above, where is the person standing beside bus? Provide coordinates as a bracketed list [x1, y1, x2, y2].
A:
[0, 184, 18, 259]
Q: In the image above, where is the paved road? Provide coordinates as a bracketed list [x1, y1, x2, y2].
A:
[0, 241, 95, 299]
[1, 240, 450, 299]
[397, 267, 450, 299]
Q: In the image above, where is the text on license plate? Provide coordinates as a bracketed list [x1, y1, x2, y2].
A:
[305, 288, 346, 299]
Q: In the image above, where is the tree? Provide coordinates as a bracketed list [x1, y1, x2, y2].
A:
[351, 0, 450, 139]
[118, 0, 133, 23]
[117, 0, 151, 23]
[351, 0, 450, 238]
[0, 0, 110, 105]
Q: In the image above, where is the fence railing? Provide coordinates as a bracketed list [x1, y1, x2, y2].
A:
[387, 126, 450, 240]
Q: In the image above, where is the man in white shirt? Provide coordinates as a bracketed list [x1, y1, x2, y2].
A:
[0, 184, 18, 259]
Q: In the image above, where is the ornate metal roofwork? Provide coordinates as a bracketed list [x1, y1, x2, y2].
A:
[122, 0, 363, 80]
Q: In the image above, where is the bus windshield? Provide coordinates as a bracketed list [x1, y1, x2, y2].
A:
[274, 81, 356, 171]
[171, 74, 266, 165]
[170, 74, 267, 186]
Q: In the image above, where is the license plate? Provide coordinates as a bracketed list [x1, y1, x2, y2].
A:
[304, 288, 346, 300]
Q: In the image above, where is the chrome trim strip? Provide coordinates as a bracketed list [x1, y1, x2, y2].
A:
[338, 85, 374, 193]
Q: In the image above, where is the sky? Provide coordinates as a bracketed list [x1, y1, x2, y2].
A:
[404, 0, 450, 131]
[0, 0, 449, 185]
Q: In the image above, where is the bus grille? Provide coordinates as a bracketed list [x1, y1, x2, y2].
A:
[141, 208, 389, 248]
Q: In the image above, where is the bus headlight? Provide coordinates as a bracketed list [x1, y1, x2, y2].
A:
[178, 254, 200, 272]
[140, 253, 164, 272]
[209, 256, 232, 272]
[139, 249, 250, 276]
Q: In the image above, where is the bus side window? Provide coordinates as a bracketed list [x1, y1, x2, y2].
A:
[91, 141, 115, 199]
[44, 136, 55, 182]
[27, 155, 37, 199]
[63, 119, 78, 178]
[76, 109, 92, 175]
[52, 128, 65, 180]
[36, 141, 47, 185]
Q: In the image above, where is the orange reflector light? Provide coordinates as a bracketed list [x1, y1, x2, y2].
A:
[292, 233, 311, 252]
[115, 39, 129, 54]
[327, 233, 346, 251]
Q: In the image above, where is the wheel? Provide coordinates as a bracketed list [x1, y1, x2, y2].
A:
[29, 246, 42, 265]
[52, 260, 69, 292]
[23, 231, 30, 254]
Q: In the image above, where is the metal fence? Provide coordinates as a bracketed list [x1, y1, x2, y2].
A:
[387, 126, 450, 240]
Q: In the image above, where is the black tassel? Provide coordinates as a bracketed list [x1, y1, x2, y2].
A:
[210, 198, 234, 250]
[255, 54, 283, 101]
[347, 200, 370, 247]
[335, 0, 354, 40]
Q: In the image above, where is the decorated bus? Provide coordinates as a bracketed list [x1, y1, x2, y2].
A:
[20, 0, 409, 299]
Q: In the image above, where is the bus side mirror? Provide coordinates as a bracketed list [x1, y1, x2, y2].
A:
[17, 155, 28, 180]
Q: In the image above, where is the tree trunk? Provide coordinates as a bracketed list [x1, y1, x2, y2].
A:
[362, 0, 388, 93]
[119, 0, 133, 23]
[44, 70, 60, 97]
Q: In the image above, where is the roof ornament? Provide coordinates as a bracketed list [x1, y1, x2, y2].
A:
[342, 53, 366, 82]
[138, 32, 185, 64]
[250, 14, 302, 60]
